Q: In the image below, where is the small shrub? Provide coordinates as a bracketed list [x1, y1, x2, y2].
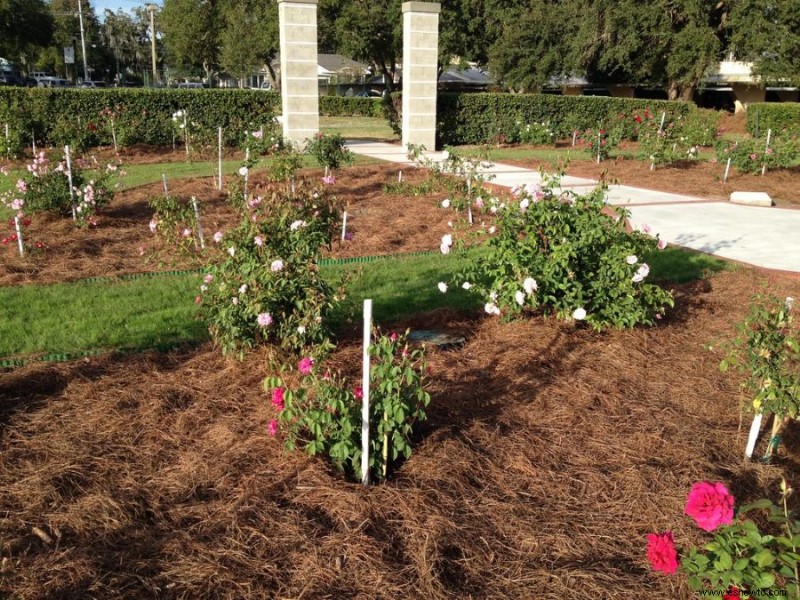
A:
[579, 126, 622, 162]
[200, 181, 343, 357]
[513, 120, 557, 146]
[452, 176, 674, 329]
[148, 192, 201, 253]
[715, 136, 800, 174]
[266, 329, 431, 481]
[304, 131, 354, 171]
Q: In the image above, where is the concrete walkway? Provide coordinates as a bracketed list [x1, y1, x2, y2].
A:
[348, 141, 800, 273]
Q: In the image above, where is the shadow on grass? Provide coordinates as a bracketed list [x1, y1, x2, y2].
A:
[647, 246, 731, 284]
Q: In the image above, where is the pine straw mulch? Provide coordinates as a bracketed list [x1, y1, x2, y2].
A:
[2, 268, 800, 599]
[0, 163, 451, 287]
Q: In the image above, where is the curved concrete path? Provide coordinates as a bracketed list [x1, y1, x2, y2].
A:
[348, 140, 800, 273]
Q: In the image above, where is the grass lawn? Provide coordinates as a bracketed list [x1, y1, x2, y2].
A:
[0, 247, 730, 361]
[320, 116, 397, 141]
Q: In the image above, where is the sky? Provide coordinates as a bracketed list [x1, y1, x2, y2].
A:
[89, 0, 163, 18]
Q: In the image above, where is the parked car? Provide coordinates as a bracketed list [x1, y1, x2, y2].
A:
[79, 80, 107, 88]
[251, 81, 273, 91]
[0, 74, 24, 86]
[37, 77, 71, 88]
[176, 82, 204, 89]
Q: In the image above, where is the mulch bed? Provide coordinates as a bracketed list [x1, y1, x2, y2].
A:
[3, 145, 800, 598]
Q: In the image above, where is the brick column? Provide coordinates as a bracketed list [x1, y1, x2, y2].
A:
[278, 0, 319, 148]
[402, 2, 441, 151]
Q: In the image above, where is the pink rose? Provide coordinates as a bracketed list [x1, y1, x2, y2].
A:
[297, 357, 314, 375]
[268, 419, 279, 436]
[685, 481, 735, 532]
[646, 531, 679, 575]
[271, 387, 285, 410]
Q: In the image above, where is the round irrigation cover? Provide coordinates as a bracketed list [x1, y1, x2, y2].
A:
[407, 330, 466, 349]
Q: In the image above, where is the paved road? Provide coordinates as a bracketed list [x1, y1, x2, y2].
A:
[348, 141, 800, 273]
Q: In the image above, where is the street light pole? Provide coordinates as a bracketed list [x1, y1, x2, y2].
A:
[146, 4, 159, 85]
[77, 0, 89, 82]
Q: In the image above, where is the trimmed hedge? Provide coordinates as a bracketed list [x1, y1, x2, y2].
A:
[319, 96, 383, 118]
[747, 103, 800, 137]
[0, 88, 281, 148]
[436, 93, 694, 147]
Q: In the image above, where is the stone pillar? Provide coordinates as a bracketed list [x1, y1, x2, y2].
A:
[278, 0, 319, 148]
[402, 2, 441, 151]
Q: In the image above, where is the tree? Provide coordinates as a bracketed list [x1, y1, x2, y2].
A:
[42, 0, 103, 79]
[727, 0, 800, 85]
[0, 0, 53, 70]
[102, 8, 154, 81]
[488, 0, 579, 91]
[333, 0, 402, 91]
[219, 0, 279, 87]
[161, 0, 223, 83]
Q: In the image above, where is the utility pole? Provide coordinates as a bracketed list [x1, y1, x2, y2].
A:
[146, 4, 159, 85]
[77, 0, 89, 82]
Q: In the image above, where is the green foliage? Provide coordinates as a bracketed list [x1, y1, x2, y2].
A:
[512, 120, 557, 146]
[1, 151, 119, 227]
[319, 96, 384, 118]
[268, 329, 431, 481]
[147, 192, 200, 254]
[200, 181, 343, 357]
[747, 104, 800, 138]
[679, 108, 722, 148]
[720, 294, 799, 419]
[304, 131, 354, 171]
[715, 137, 800, 175]
[436, 92, 693, 147]
[241, 123, 286, 157]
[454, 176, 674, 330]
[579, 126, 622, 162]
[680, 483, 800, 595]
[0, 88, 281, 149]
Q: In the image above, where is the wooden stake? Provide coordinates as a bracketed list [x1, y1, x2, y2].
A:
[218, 127, 223, 191]
[763, 413, 789, 461]
[13, 215, 23, 256]
[361, 299, 373, 486]
[65, 146, 76, 220]
[191, 196, 205, 249]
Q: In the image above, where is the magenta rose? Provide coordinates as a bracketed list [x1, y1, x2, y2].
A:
[297, 357, 314, 375]
[271, 387, 285, 410]
[685, 481, 735, 532]
[646, 531, 679, 575]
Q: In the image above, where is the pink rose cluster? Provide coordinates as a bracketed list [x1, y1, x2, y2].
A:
[647, 481, 735, 575]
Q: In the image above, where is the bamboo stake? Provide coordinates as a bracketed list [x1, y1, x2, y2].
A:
[361, 299, 373, 486]
[13, 215, 23, 256]
[191, 196, 205, 249]
[763, 413, 790, 461]
[65, 146, 76, 220]
[218, 127, 223, 191]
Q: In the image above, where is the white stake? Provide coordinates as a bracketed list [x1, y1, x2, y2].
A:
[162, 174, 169, 196]
[341, 210, 348, 241]
[572, 130, 577, 147]
[745, 413, 763, 459]
[398, 170, 403, 182]
[191, 196, 205, 249]
[183, 113, 189, 156]
[361, 299, 373, 486]
[4, 123, 9, 157]
[32, 131, 36, 154]
[244, 148, 250, 199]
[65, 145, 76, 220]
[467, 177, 473, 225]
[13, 215, 23, 256]
[110, 118, 117, 153]
[659, 112, 666, 133]
[762, 128, 772, 176]
[723, 157, 732, 183]
[597, 131, 601, 164]
[218, 127, 223, 191]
